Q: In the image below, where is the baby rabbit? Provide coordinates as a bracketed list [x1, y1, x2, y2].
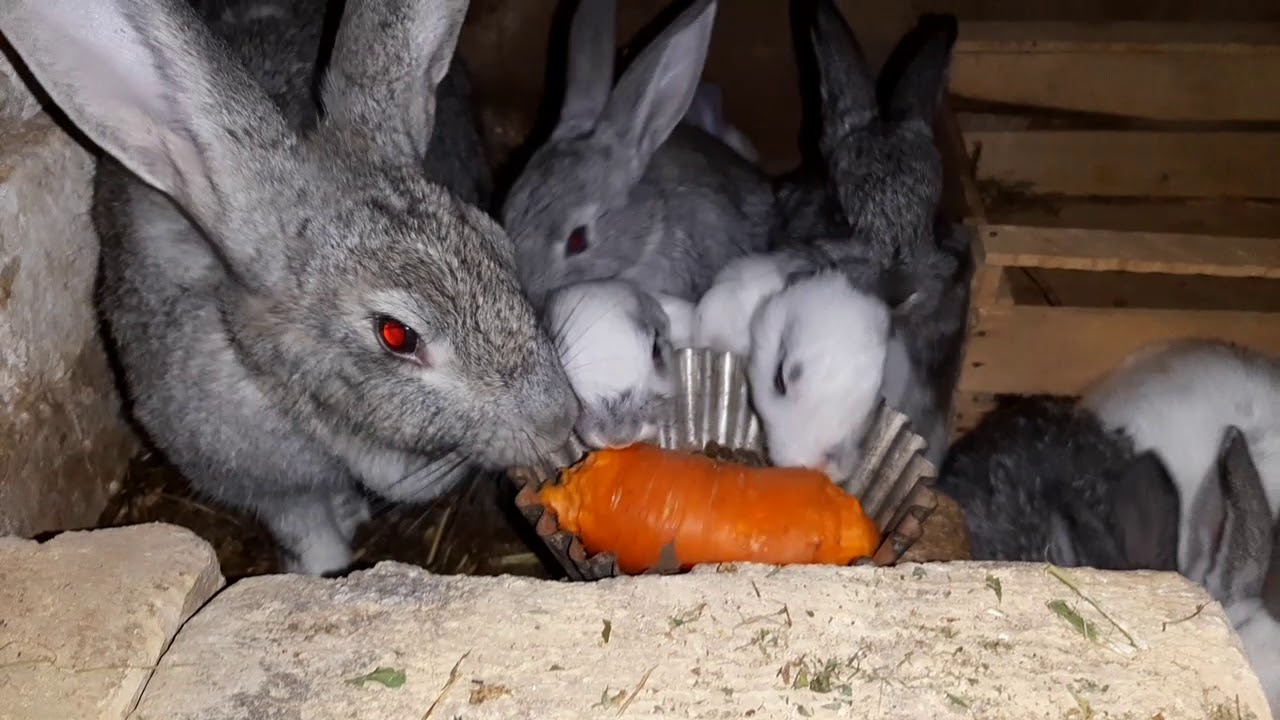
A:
[501, 0, 776, 308]
[936, 395, 1180, 570]
[1183, 426, 1280, 717]
[747, 272, 892, 479]
[1081, 339, 1280, 569]
[1, 0, 579, 576]
[691, 252, 801, 357]
[544, 280, 677, 450]
[801, 0, 959, 264]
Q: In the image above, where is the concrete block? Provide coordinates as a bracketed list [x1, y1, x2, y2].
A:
[0, 51, 138, 537]
[135, 560, 1270, 719]
[0, 523, 225, 720]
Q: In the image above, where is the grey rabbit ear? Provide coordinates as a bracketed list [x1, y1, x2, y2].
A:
[321, 0, 468, 166]
[0, 0, 293, 289]
[596, 0, 717, 171]
[1188, 425, 1272, 604]
[554, 0, 618, 140]
[809, 0, 877, 129]
[1108, 451, 1181, 572]
[877, 12, 959, 124]
[1264, 514, 1280, 618]
[684, 81, 728, 136]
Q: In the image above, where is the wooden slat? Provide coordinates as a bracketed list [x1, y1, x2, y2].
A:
[952, 22, 1280, 122]
[967, 131, 1280, 199]
[984, 197, 1280, 238]
[977, 225, 1280, 278]
[958, 22, 1280, 52]
[959, 305, 1280, 396]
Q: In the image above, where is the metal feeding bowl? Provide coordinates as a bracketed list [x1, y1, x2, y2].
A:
[508, 348, 940, 581]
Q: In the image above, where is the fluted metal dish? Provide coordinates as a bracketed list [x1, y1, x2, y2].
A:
[509, 347, 940, 580]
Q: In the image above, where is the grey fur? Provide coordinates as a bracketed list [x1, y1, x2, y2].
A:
[807, 3, 957, 264]
[937, 396, 1181, 570]
[1, 0, 577, 576]
[1187, 426, 1275, 606]
[500, 0, 776, 308]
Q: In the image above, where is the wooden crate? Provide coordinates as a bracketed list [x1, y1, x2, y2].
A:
[942, 21, 1280, 437]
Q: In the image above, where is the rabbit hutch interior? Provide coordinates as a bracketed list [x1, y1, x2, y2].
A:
[2, 0, 1280, 716]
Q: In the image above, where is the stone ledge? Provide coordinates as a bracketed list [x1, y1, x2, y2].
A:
[0, 523, 225, 720]
[134, 557, 1269, 719]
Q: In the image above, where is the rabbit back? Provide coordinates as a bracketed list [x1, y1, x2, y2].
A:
[937, 396, 1156, 566]
[1082, 339, 1280, 566]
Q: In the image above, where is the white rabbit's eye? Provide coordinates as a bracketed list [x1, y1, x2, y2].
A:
[773, 362, 787, 396]
[376, 316, 419, 357]
[565, 225, 589, 257]
[651, 332, 666, 369]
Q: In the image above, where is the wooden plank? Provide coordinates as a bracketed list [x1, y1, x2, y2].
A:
[967, 131, 1280, 199]
[977, 225, 1280, 278]
[959, 305, 1280, 396]
[952, 22, 1280, 122]
[984, 197, 1280, 238]
[958, 22, 1280, 52]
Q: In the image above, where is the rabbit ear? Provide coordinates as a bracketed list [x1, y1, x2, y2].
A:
[321, 0, 467, 167]
[554, 0, 618, 140]
[1263, 515, 1280, 617]
[809, 0, 877, 129]
[1189, 425, 1272, 603]
[683, 81, 728, 137]
[596, 0, 716, 173]
[1108, 451, 1181, 571]
[0, 0, 294, 288]
[877, 12, 959, 124]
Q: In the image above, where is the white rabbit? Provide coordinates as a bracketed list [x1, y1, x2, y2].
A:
[1081, 339, 1280, 569]
[657, 293, 696, 349]
[691, 252, 797, 357]
[747, 271, 892, 479]
[545, 280, 677, 450]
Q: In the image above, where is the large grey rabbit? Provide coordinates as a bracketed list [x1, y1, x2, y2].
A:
[936, 395, 1180, 569]
[0, 0, 580, 576]
[499, 0, 776, 308]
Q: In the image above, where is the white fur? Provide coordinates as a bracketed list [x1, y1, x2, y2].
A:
[1228, 599, 1280, 719]
[692, 253, 788, 356]
[545, 280, 672, 449]
[658, 293, 696, 349]
[1081, 339, 1280, 572]
[748, 273, 891, 479]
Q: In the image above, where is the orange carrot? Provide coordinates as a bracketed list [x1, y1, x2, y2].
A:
[537, 443, 880, 574]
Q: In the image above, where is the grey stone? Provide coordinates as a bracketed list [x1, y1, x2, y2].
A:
[135, 560, 1270, 719]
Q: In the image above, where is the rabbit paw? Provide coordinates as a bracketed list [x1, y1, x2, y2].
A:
[329, 486, 372, 542]
[262, 493, 356, 577]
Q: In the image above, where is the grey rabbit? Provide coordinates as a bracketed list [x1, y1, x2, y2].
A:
[936, 395, 1180, 570]
[779, 5, 970, 462]
[799, 1, 957, 264]
[1, 0, 580, 576]
[499, 0, 776, 308]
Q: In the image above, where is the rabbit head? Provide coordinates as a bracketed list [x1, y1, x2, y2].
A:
[544, 280, 676, 450]
[0, 0, 580, 498]
[808, 1, 958, 262]
[1045, 450, 1182, 571]
[691, 252, 792, 357]
[747, 271, 891, 479]
[500, 0, 718, 306]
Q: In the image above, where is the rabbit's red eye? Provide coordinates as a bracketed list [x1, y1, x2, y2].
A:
[565, 225, 589, 256]
[376, 316, 418, 356]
